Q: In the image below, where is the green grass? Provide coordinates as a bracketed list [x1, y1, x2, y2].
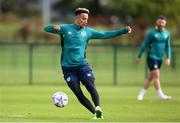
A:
[0, 85, 180, 122]
[0, 45, 180, 122]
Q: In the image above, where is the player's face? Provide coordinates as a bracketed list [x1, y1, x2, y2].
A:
[76, 13, 88, 27]
[156, 19, 166, 29]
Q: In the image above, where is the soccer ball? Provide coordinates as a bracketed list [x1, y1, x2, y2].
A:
[52, 92, 68, 108]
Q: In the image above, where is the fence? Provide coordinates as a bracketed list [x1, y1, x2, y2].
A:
[0, 42, 179, 86]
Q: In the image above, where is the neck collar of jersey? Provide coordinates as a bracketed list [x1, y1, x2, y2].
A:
[155, 26, 165, 32]
[74, 23, 84, 30]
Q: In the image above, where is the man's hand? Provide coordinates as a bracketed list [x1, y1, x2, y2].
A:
[135, 57, 141, 64]
[125, 26, 132, 34]
[165, 59, 171, 66]
[53, 25, 60, 31]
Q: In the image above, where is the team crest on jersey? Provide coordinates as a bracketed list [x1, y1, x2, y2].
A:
[164, 34, 168, 38]
[81, 31, 86, 37]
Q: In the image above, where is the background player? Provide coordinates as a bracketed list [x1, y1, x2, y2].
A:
[136, 15, 171, 100]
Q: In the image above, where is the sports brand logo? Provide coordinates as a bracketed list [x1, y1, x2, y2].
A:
[154, 34, 158, 38]
[154, 64, 158, 69]
[68, 31, 72, 35]
[66, 77, 71, 82]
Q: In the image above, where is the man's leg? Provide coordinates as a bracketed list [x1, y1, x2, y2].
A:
[137, 72, 153, 100]
[67, 81, 96, 114]
[137, 57, 161, 100]
[80, 65, 103, 119]
[152, 69, 161, 90]
[82, 75, 100, 106]
[82, 79, 103, 119]
[62, 68, 95, 114]
[151, 69, 171, 100]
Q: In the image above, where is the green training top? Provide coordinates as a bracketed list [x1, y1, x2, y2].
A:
[44, 24, 128, 67]
[137, 27, 171, 60]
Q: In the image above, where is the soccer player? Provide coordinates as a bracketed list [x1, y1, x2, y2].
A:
[136, 15, 171, 100]
[44, 8, 132, 119]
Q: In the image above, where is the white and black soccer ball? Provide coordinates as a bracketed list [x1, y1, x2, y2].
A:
[52, 92, 68, 108]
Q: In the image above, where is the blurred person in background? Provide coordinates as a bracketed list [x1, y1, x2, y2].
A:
[44, 8, 132, 119]
[136, 15, 171, 101]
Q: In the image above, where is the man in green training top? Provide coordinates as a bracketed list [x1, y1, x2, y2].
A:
[44, 8, 132, 119]
[136, 15, 171, 100]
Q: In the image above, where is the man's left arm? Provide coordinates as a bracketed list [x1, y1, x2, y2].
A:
[165, 32, 171, 65]
[89, 26, 131, 39]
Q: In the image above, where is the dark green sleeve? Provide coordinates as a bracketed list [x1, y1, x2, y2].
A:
[44, 24, 58, 34]
[44, 24, 64, 34]
[137, 31, 153, 58]
[89, 28, 128, 39]
[165, 32, 171, 59]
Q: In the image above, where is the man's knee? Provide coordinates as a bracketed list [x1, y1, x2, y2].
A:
[82, 74, 95, 86]
[152, 74, 159, 82]
[67, 82, 83, 98]
[151, 69, 159, 77]
[87, 74, 95, 82]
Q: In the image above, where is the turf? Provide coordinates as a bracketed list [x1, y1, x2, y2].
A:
[0, 44, 180, 122]
[0, 85, 180, 122]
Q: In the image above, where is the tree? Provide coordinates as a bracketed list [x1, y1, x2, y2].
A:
[52, 0, 105, 17]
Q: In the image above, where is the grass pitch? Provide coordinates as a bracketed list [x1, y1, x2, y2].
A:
[0, 85, 180, 122]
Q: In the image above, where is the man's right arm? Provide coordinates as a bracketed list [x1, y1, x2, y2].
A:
[44, 24, 61, 34]
[137, 31, 152, 59]
[136, 31, 152, 64]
